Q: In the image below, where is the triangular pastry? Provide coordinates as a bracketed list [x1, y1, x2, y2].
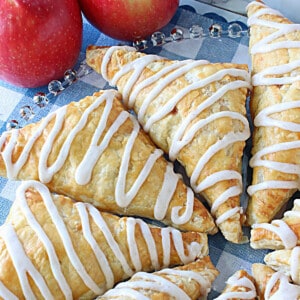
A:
[0, 89, 216, 234]
[246, 0, 300, 225]
[250, 198, 300, 250]
[96, 256, 218, 299]
[0, 180, 209, 299]
[252, 263, 300, 300]
[215, 270, 257, 300]
[86, 45, 251, 243]
[264, 246, 300, 286]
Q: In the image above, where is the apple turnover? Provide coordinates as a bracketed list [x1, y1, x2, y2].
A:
[0, 89, 216, 234]
[0, 180, 209, 299]
[250, 199, 300, 250]
[264, 246, 300, 286]
[246, 0, 300, 224]
[252, 263, 300, 300]
[215, 270, 257, 300]
[86, 45, 251, 243]
[96, 256, 218, 299]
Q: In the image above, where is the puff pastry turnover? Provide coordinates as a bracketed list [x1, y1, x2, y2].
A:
[264, 246, 300, 286]
[0, 180, 209, 299]
[96, 256, 218, 299]
[86, 45, 251, 243]
[252, 263, 300, 300]
[0, 89, 216, 234]
[250, 198, 300, 250]
[215, 270, 257, 300]
[246, 0, 300, 225]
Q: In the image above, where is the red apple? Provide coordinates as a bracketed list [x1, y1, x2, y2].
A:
[78, 0, 179, 41]
[0, 0, 83, 88]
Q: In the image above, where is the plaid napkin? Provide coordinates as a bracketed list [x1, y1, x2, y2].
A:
[0, 1, 270, 298]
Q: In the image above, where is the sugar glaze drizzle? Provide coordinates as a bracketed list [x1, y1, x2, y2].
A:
[100, 46, 251, 226]
[247, 1, 300, 196]
[264, 270, 300, 300]
[0, 89, 194, 226]
[0, 181, 204, 298]
[252, 199, 300, 249]
[214, 271, 257, 300]
[290, 246, 300, 285]
[100, 267, 211, 299]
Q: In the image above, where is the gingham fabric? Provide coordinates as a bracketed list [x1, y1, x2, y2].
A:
[0, 1, 271, 298]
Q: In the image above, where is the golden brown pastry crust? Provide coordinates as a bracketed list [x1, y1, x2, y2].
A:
[250, 199, 300, 250]
[252, 264, 277, 300]
[0, 89, 216, 234]
[96, 256, 219, 300]
[264, 246, 300, 285]
[86, 45, 251, 244]
[246, 0, 300, 225]
[216, 270, 257, 300]
[252, 263, 300, 300]
[0, 181, 209, 299]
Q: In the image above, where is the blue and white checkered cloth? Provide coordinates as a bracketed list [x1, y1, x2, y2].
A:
[0, 1, 270, 298]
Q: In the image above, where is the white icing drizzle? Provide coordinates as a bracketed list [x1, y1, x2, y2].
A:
[196, 170, 242, 193]
[252, 220, 298, 249]
[100, 45, 137, 82]
[285, 199, 300, 219]
[0, 181, 204, 298]
[74, 90, 114, 185]
[246, 1, 265, 11]
[160, 227, 173, 268]
[0, 223, 54, 300]
[252, 60, 300, 86]
[137, 60, 212, 131]
[252, 199, 300, 248]
[264, 271, 300, 300]
[254, 101, 300, 131]
[100, 46, 251, 226]
[1, 114, 55, 179]
[247, 180, 299, 196]
[18, 181, 72, 299]
[38, 106, 68, 183]
[0, 280, 18, 300]
[23, 181, 102, 294]
[249, 22, 300, 55]
[115, 119, 163, 207]
[290, 246, 300, 285]
[110, 54, 162, 102]
[83, 201, 134, 277]
[128, 60, 195, 109]
[211, 186, 241, 216]
[171, 187, 195, 225]
[168, 228, 204, 264]
[247, 3, 298, 53]
[110, 273, 191, 299]
[249, 141, 300, 174]
[154, 163, 178, 220]
[126, 217, 159, 272]
[216, 207, 243, 227]
[145, 71, 250, 134]
[176, 96, 249, 192]
[120, 273, 190, 299]
[158, 268, 211, 296]
[101, 287, 150, 299]
[215, 272, 256, 300]
[170, 108, 250, 163]
[102, 267, 211, 299]
[247, 2, 300, 196]
[248, 108, 300, 192]
[75, 202, 115, 291]
[0, 89, 195, 226]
